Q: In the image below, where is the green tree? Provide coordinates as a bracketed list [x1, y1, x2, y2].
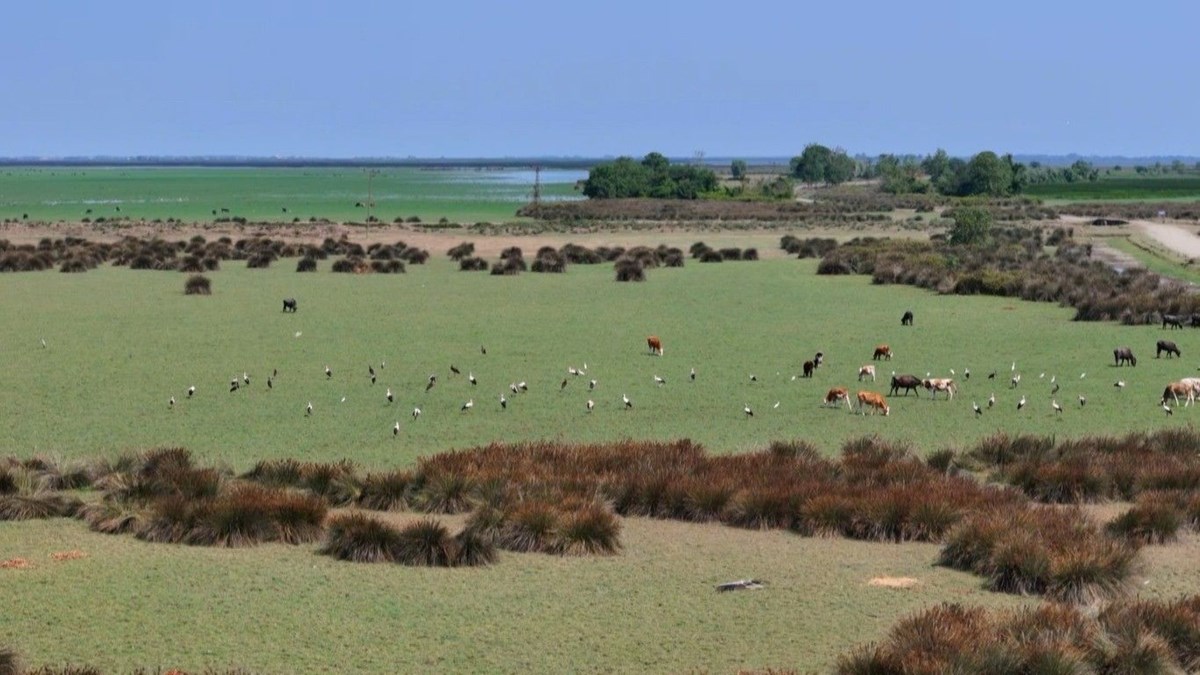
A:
[791, 144, 832, 184]
[949, 207, 993, 246]
[730, 159, 747, 180]
[964, 151, 1014, 196]
[641, 152, 670, 173]
[825, 150, 857, 185]
[921, 149, 952, 184]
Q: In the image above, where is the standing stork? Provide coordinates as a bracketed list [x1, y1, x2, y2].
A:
[325, 365, 332, 379]
[586, 399, 594, 412]
[187, 385, 195, 399]
[412, 406, 421, 420]
[461, 398, 474, 412]
[500, 394, 507, 410]
[743, 404, 754, 418]
[393, 422, 400, 436]
[386, 387, 393, 404]
[623, 393, 632, 409]
[305, 401, 313, 416]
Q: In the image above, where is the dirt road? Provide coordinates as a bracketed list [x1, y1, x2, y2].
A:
[1133, 220, 1200, 259]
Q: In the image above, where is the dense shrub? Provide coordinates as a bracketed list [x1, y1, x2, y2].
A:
[184, 275, 212, 295]
[614, 257, 645, 282]
[296, 257, 317, 272]
[447, 242, 475, 260]
[459, 256, 489, 271]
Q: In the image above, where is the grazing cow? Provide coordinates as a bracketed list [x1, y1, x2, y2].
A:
[802, 360, 815, 378]
[901, 310, 913, 326]
[1113, 347, 1137, 367]
[1163, 314, 1185, 329]
[922, 378, 956, 400]
[647, 335, 663, 356]
[889, 374, 922, 397]
[1157, 340, 1181, 359]
[823, 387, 851, 410]
[282, 298, 298, 313]
[873, 344, 893, 361]
[1161, 380, 1196, 408]
[857, 365, 876, 382]
[856, 390, 890, 416]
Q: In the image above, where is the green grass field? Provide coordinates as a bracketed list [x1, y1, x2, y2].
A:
[6, 254, 1200, 673]
[1026, 175, 1200, 201]
[0, 167, 583, 224]
[0, 258, 1194, 468]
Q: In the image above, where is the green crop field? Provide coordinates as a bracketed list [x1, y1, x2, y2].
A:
[0, 167, 584, 224]
[1026, 175, 1200, 201]
[5, 254, 1200, 673]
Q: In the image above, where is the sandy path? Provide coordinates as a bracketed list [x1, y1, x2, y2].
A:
[1132, 220, 1200, 258]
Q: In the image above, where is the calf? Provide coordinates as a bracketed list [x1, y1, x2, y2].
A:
[922, 377, 956, 400]
[1157, 340, 1181, 359]
[1114, 347, 1137, 367]
[857, 365, 876, 382]
[856, 390, 890, 416]
[823, 387, 851, 410]
[873, 344, 893, 361]
[889, 374, 922, 397]
[647, 335, 663, 356]
[1163, 314, 1185, 329]
[901, 310, 913, 326]
[282, 297, 298, 312]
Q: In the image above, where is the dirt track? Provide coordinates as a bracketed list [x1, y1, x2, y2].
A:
[1134, 220, 1200, 259]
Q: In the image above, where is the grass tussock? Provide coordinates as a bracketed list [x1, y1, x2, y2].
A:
[318, 512, 494, 566]
[183, 274, 211, 295]
[967, 429, 1200, 503]
[938, 505, 1137, 603]
[241, 459, 359, 506]
[836, 595, 1200, 674]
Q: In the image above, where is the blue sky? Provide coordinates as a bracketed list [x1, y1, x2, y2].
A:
[2, 1, 1195, 157]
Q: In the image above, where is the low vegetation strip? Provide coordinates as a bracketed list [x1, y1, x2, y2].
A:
[812, 227, 1200, 323]
[836, 595, 1200, 674]
[4, 435, 1164, 601]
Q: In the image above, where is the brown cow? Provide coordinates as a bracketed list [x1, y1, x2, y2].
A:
[647, 335, 663, 356]
[1162, 380, 1196, 407]
[873, 345, 893, 361]
[857, 390, 890, 416]
[823, 387, 851, 409]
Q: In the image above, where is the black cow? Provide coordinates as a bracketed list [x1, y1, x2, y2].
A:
[802, 360, 815, 378]
[1157, 340, 1181, 359]
[889, 374, 922, 397]
[901, 310, 914, 326]
[1163, 314, 1184, 329]
[1114, 347, 1137, 367]
[282, 298, 298, 313]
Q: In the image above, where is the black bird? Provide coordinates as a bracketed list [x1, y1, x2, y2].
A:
[987, 371, 996, 380]
[561, 378, 569, 391]
[481, 345, 487, 355]
[272, 368, 278, 378]
[450, 365, 461, 375]
[369, 365, 375, 377]
[267, 376, 273, 390]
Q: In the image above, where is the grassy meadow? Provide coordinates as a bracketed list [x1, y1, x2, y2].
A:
[0, 257, 1196, 469]
[0, 167, 584, 224]
[6, 251, 1200, 673]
